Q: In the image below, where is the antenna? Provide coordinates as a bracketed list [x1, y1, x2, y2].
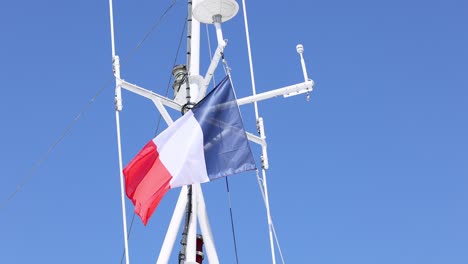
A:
[108, 0, 314, 263]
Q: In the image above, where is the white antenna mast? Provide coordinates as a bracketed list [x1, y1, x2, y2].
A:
[108, 0, 314, 263]
[108, 0, 130, 264]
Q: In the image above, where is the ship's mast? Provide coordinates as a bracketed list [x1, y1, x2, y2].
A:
[165, 2, 239, 263]
[108, 0, 314, 263]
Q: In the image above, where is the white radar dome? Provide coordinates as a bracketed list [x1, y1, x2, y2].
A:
[193, 0, 239, 24]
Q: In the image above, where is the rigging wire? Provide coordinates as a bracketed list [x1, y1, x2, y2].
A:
[0, 79, 110, 210]
[154, 13, 188, 138]
[0, 1, 178, 211]
[225, 178, 240, 264]
[241, 0, 283, 262]
[207, 25, 241, 263]
[3, 1, 287, 264]
[120, 213, 136, 264]
[220, 56, 241, 264]
[120, 0, 178, 66]
[256, 171, 286, 264]
[241, 0, 259, 119]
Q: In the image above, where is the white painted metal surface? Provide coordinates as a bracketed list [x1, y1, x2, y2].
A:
[261, 168, 276, 264]
[186, 186, 198, 263]
[195, 184, 219, 264]
[237, 81, 314, 106]
[213, 15, 226, 47]
[284, 44, 312, 98]
[109, 0, 130, 263]
[296, 44, 310, 82]
[189, 0, 201, 104]
[246, 132, 266, 148]
[119, 80, 182, 111]
[193, 0, 239, 24]
[200, 44, 225, 100]
[157, 186, 189, 264]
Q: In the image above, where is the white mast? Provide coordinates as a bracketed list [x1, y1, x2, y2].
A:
[108, 0, 130, 264]
[109, 0, 314, 263]
[162, 1, 240, 263]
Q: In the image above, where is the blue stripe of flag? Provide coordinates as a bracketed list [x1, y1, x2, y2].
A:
[192, 76, 257, 180]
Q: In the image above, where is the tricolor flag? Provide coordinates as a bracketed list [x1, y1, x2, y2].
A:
[123, 76, 257, 225]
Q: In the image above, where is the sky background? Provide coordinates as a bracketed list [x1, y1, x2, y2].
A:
[1, 0, 467, 263]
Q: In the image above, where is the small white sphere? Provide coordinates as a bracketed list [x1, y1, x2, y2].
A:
[296, 44, 304, 54]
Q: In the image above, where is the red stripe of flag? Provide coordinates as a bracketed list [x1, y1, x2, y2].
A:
[123, 141, 172, 225]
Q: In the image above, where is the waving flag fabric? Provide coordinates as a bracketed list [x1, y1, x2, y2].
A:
[123, 76, 256, 225]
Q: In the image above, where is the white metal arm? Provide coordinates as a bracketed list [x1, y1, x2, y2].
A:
[199, 44, 226, 100]
[199, 16, 227, 101]
[119, 80, 182, 111]
[246, 132, 266, 148]
[118, 80, 179, 126]
[237, 80, 314, 106]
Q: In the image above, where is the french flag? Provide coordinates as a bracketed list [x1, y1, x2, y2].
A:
[123, 76, 257, 225]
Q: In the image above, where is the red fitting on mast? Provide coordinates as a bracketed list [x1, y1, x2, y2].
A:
[196, 234, 204, 263]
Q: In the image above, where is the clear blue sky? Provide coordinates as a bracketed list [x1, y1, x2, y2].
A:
[1, 0, 467, 263]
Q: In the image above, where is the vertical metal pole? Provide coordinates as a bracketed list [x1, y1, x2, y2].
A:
[257, 118, 276, 264]
[114, 111, 130, 264]
[179, 1, 201, 263]
[178, 1, 194, 261]
[195, 184, 220, 264]
[297, 44, 309, 82]
[179, 2, 199, 263]
[260, 168, 276, 264]
[185, 0, 201, 104]
[241, 0, 259, 118]
[190, 1, 200, 77]
[109, 0, 130, 263]
[109, 0, 116, 58]
[187, 0, 201, 261]
[179, 186, 193, 264]
[157, 186, 189, 264]
[213, 15, 226, 47]
[186, 185, 198, 263]
[185, 0, 193, 104]
[242, 0, 277, 262]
